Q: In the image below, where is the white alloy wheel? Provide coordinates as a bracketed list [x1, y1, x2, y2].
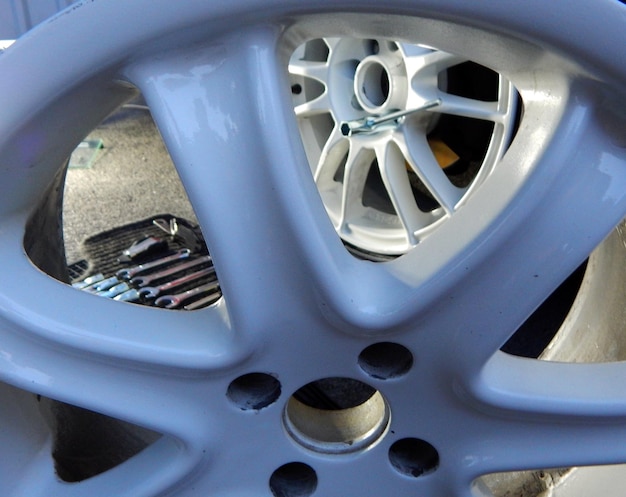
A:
[1, 1, 626, 497]
[289, 38, 517, 256]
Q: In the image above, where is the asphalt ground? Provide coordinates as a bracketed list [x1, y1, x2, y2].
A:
[62, 105, 198, 264]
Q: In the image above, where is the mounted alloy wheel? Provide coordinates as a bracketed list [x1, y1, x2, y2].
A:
[1, 1, 626, 497]
[289, 37, 518, 256]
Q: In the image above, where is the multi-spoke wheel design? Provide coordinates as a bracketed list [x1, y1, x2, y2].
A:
[1, 1, 626, 496]
[289, 38, 517, 255]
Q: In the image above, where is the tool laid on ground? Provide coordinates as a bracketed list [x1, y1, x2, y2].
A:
[130, 254, 212, 287]
[96, 282, 131, 298]
[183, 293, 222, 311]
[152, 217, 204, 253]
[155, 281, 221, 309]
[84, 275, 121, 293]
[139, 267, 216, 299]
[113, 288, 141, 303]
[70, 215, 222, 311]
[72, 273, 104, 289]
[118, 236, 167, 262]
[116, 248, 191, 280]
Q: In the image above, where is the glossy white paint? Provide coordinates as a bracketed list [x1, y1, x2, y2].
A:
[0, 1, 625, 496]
[0, 0, 73, 38]
[289, 38, 517, 254]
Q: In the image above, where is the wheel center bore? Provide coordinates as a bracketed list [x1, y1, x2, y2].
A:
[354, 56, 406, 113]
[284, 377, 390, 454]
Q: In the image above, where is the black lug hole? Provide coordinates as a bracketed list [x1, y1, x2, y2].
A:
[270, 462, 317, 497]
[389, 438, 439, 478]
[358, 342, 413, 379]
[227, 373, 281, 411]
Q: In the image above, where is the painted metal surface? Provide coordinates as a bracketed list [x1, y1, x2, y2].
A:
[289, 38, 517, 255]
[0, 1, 625, 496]
[0, 0, 73, 38]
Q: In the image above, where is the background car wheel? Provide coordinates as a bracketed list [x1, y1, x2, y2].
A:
[289, 37, 518, 257]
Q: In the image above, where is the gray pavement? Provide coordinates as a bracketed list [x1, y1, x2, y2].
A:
[63, 106, 197, 263]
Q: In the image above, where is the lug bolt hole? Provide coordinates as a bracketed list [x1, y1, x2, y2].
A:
[270, 462, 318, 497]
[389, 438, 439, 478]
[368, 39, 380, 55]
[358, 342, 413, 379]
[227, 373, 281, 411]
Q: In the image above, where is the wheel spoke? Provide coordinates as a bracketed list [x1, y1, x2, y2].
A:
[469, 364, 626, 472]
[288, 59, 330, 84]
[128, 27, 340, 331]
[290, 57, 332, 118]
[338, 140, 372, 234]
[9, 437, 191, 497]
[469, 392, 626, 476]
[481, 353, 626, 419]
[403, 48, 466, 81]
[313, 122, 347, 183]
[375, 139, 431, 246]
[436, 93, 505, 123]
[7, 438, 58, 497]
[395, 130, 465, 213]
[464, 402, 626, 477]
[294, 92, 332, 118]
